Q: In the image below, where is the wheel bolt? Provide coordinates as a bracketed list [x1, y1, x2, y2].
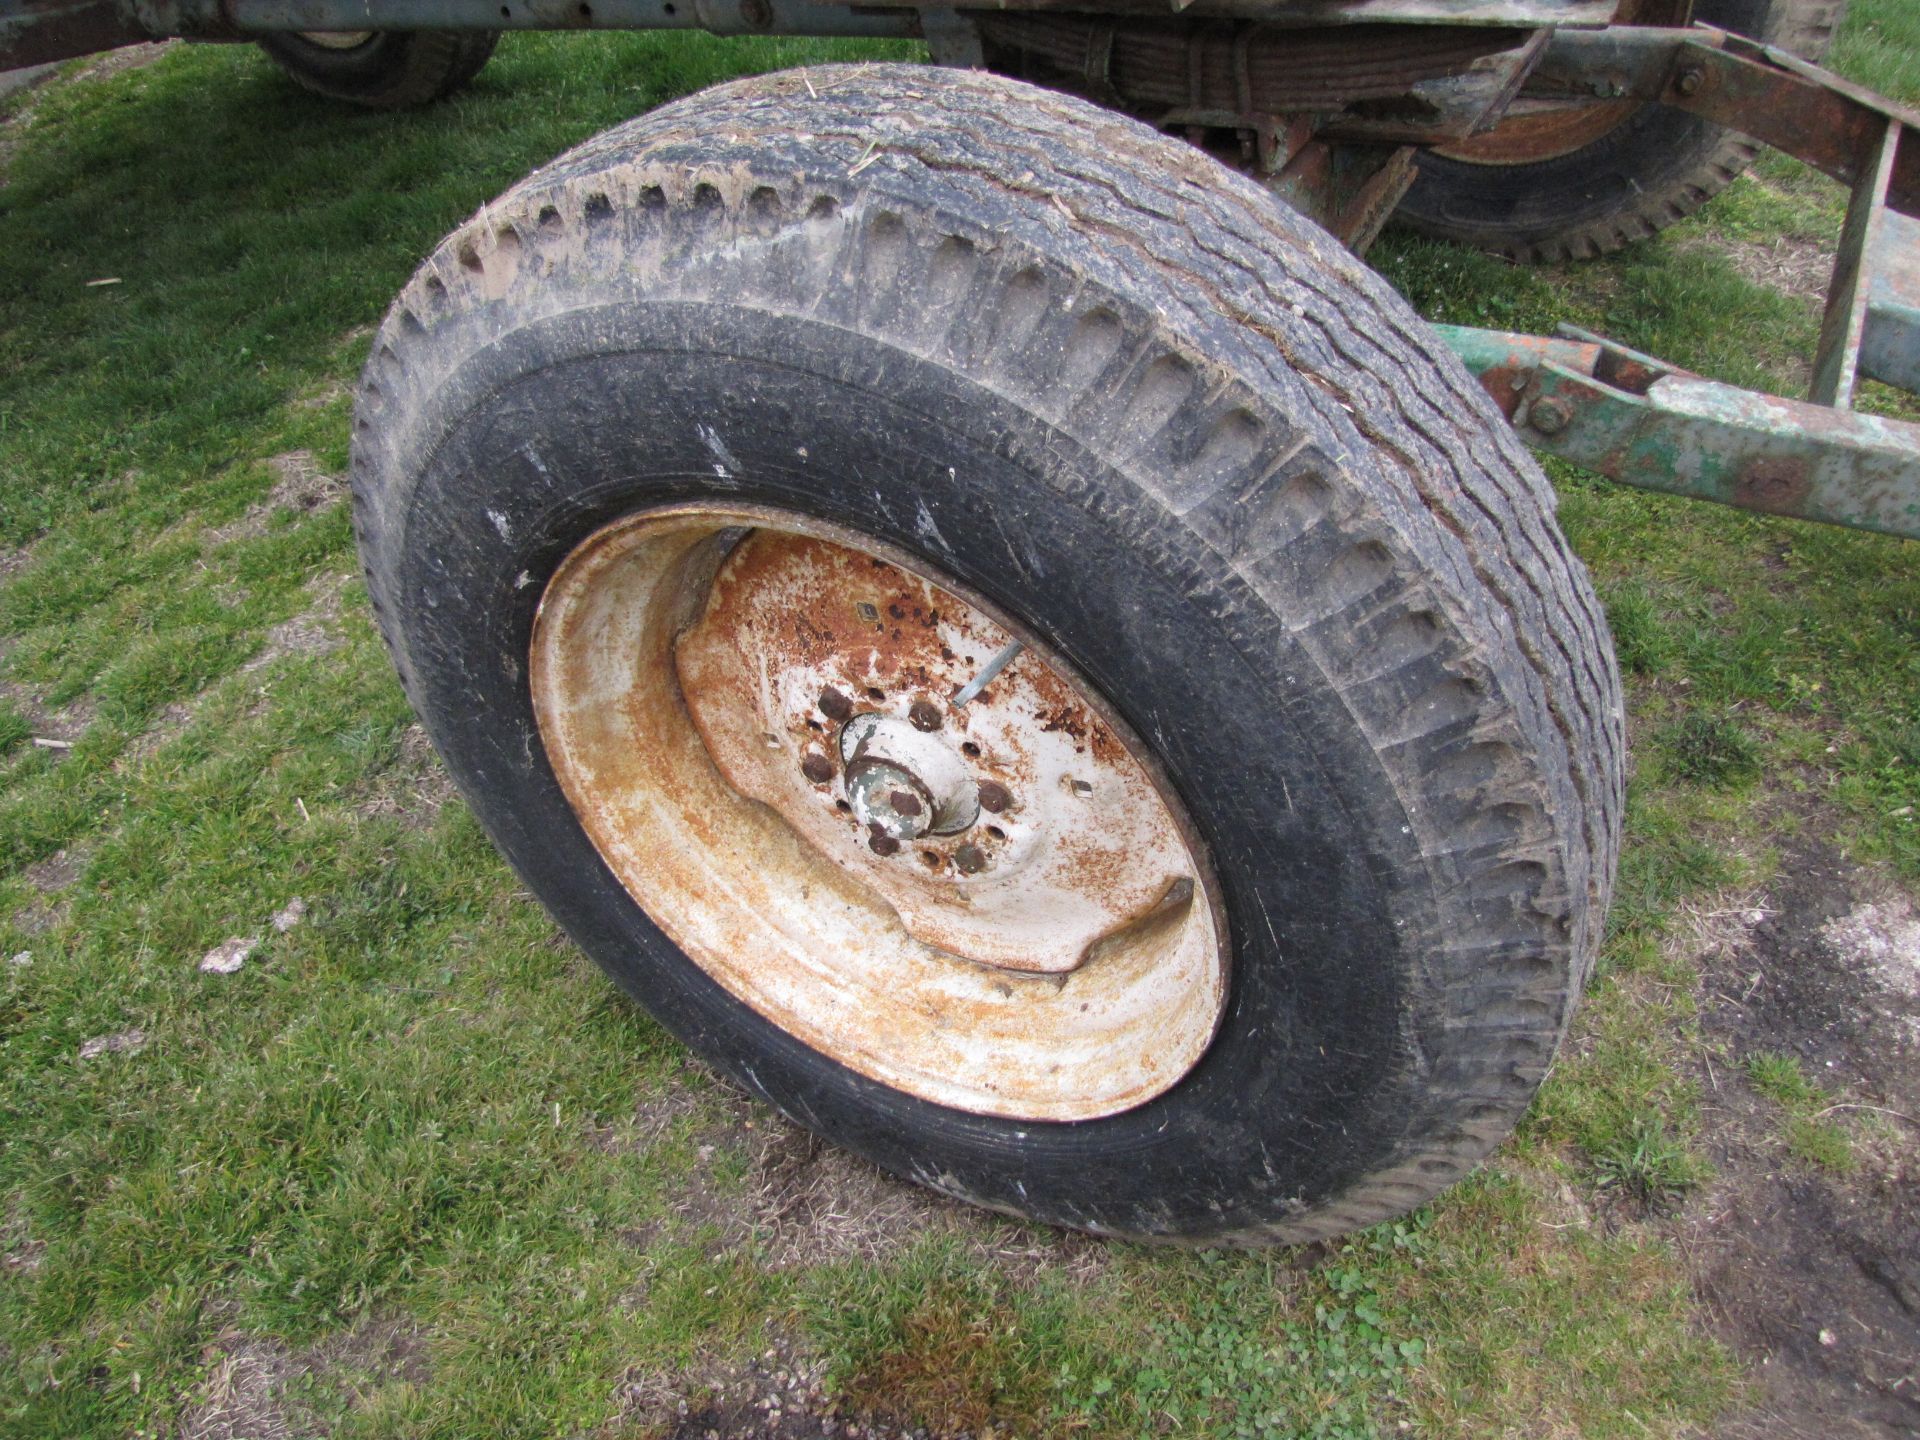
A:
[954, 843, 986, 874]
[868, 828, 902, 857]
[976, 781, 1011, 814]
[800, 753, 834, 784]
[819, 687, 853, 722]
[908, 699, 943, 732]
[1530, 396, 1572, 435]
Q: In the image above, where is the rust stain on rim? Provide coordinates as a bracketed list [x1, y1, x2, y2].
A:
[1436, 0, 1687, 167]
[528, 505, 1229, 1122]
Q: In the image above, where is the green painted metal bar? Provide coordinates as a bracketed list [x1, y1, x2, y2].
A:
[1438, 323, 1920, 541]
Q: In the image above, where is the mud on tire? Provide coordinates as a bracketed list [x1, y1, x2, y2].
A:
[351, 64, 1624, 1243]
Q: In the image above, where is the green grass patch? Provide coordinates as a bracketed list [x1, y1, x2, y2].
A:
[1743, 1051, 1858, 1173]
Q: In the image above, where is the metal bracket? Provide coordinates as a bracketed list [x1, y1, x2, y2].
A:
[917, 5, 984, 67]
[1440, 324, 1920, 539]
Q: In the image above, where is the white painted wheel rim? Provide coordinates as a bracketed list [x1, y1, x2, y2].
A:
[530, 506, 1228, 1121]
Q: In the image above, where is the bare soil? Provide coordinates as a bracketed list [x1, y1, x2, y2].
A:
[175, 1313, 432, 1440]
[623, 1077, 1105, 1282]
[1686, 841, 1920, 1437]
[352, 722, 460, 827]
[622, 1330, 927, 1440]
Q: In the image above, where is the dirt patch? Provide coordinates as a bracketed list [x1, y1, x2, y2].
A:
[1684, 232, 1835, 306]
[23, 847, 83, 895]
[2, 1195, 45, 1278]
[77, 1027, 146, 1060]
[1680, 845, 1920, 1437]
[242, 569, 351, 674]
[10, 844, 89, 932]
[635, 1080, 973, 1271]
[0, 671, 94, 755]
[123, 698, 197, 764]
[205, 451, 347, 547]
[620, 1330, 930, 1440]
[179, 1331, 299, 1440]
[353, 723, 460, 828]
[630, 1076, 1107, 1283]
[301, 1312, 433, 1400]
[69, 40, 178, 86]
[293, 379, 353, 413]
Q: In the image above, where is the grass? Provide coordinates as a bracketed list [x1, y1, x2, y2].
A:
[2, 7, 1917, 1437]
[1744, 1051, 1859, 1171]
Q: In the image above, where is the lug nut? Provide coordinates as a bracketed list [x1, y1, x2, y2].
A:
[1530, 396, 1572, 435]
[819, 687, 853, 722]
[954, 843, 986, 875]
[801, 753, 834, 784]
[908, 699, 943, 732]
[868, 828, 902, 857]
[976, 781, 1011, 814]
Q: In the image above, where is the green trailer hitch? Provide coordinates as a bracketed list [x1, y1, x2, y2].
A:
[1440, 26, 1920, 539]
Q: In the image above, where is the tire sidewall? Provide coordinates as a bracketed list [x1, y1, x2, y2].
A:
[259, 31, 414, 89]
[384, 299, 1443, 1239]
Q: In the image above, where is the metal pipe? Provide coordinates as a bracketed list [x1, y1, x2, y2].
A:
[220, 0, 918, 37]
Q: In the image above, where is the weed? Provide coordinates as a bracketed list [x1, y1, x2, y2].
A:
[1602, 583, 1677, 677]
[1658, 712, 1762, 789]
[0, 703, 28, 756]
[1742, 1051, 1857, 1172]
[1590, 1117, 1706, 1206]
[1784, 1116, 1857, 1172]
[1744, 1050, 1822, 1109]
[1114, 1229, 1431, 1440]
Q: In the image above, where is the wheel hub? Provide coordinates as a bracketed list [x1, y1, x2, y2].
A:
[674, 528, 1195, 976]
[839, 712, 980, 846]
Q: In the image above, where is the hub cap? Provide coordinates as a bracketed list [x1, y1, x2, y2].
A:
[529, 507, 1227, 1121]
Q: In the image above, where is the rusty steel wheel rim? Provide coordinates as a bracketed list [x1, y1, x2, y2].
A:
[1435, 0, 1690, 167]
[529, 506, 1228, 1121]
[296, 29, 376, 47]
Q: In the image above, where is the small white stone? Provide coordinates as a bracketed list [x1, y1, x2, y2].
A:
[8, 951, 29, 967]
[270, 897, 308, 933]
[79, 1028, 146, 1059]
[198, 936, 257, 974]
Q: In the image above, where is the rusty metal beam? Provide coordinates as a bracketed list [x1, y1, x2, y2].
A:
[855, 0, 1610, 23]
[0, 0, 151, 68]
[1862, 209, 1920, 398]
[1529, 25, 1920, 219]
[1441, 324, 1920, 540]
[1811, 116, 1901, 409]
[975, 15, 1547, 143]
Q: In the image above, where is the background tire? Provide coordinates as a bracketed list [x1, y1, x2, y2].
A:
[352, 64, 1624, 1243]
[256, 29, 500, 109]
[1394, 0, 1847, 262]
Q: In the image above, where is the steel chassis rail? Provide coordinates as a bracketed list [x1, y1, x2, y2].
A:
[3, 2, 1918, 537]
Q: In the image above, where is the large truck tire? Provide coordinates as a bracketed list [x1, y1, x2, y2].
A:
[350, 64, 1624, 1243]
[257, 29, 500, 109]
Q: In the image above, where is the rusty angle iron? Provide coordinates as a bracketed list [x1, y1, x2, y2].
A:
[1442, 26, 1920, 539]
[3, 1, 1918, 537]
